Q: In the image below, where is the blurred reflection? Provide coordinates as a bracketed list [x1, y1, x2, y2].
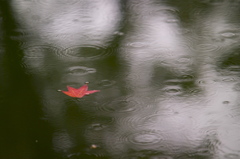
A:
[10, 0, 123, 158]
[5, 0, 240, 159]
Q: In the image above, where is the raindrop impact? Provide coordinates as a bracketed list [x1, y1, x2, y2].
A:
[162, 85, 183, 95]
[66, 66, 96, 76]
[220, 31, 237, 38]
[98, 79, 116, 88]
[127, 131, 162, 146]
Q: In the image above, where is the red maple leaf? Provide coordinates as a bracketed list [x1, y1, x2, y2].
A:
[60, 83, 100, 98]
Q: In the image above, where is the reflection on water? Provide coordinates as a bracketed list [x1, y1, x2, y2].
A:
[1, 0, 240, 159]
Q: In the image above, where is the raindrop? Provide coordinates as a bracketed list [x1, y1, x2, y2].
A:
[87, 118, 113, 131]
[189, 88, 201, 94]
[220, 31, 237, 38]
[87, 117, 114, 130]
[198, 80, 206, 85]
[180, 74, 194, 81]
[223, 101, 230, 104]
[86, 68, 96, 73]
[164, 75, 195, 86]
[88, 123, 106, 131]
[90, 144, 98, 149]
[66, 66, 96, 76]
[164, 79, 182, 85]
[114, 31, 124, 36]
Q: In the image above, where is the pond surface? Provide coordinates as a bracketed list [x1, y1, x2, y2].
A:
[1, 0, 240, 159]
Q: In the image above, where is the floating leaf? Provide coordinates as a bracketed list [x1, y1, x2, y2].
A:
[60, 82, 100, 98]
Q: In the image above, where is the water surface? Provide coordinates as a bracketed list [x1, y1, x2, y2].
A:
[1, 0, 240, 159]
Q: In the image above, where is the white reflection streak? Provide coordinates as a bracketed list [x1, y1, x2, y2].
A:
[116, 0, 201, 153]
[11, 0, 121, 48]
[197, 2, 240, 158]
[122, 1, 191, 89]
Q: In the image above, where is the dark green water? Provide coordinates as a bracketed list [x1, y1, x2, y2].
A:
[1, 0, 240, 159]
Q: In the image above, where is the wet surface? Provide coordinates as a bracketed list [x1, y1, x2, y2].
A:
[1, 0, 240, 159]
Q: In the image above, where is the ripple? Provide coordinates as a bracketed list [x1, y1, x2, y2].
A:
[196, 44, 221, 52]
[12, 28, 33, 47]
[65, 66, 96, 76]
[115, 115, 146, 131]
[87, 123, 107, 131]
[22, 45, 61, 58]
[198, 80, 206, 85]
[121, 152, 173, 159]
[162, 85, 183, 95]
[199, 0, 227, 5]
[227, 66, 240, 72]
[97, 79, 116, 88]
[224, 153, 239, 159]
[233, 83, 240, 91]
[165, 18, 179, 24]
[34, 0, 79, 5]
[180, 74, 195, 81]
[131, 133, 160, 145]
[177, 57, 193, 64]
[164, 75, 194, 85]
[222, 77, 236, 82]
[114, 131, 162, 151]
[149, 156, 173, 159]
[66, 153, 81, 159]
[59, 45, 113, 61]
[98, 97, 140, 113]
[141, 112, 197, 133]
[141, 114, 167, 127]
[126, 42, 149, 48]
[127, 131, 162, 146]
